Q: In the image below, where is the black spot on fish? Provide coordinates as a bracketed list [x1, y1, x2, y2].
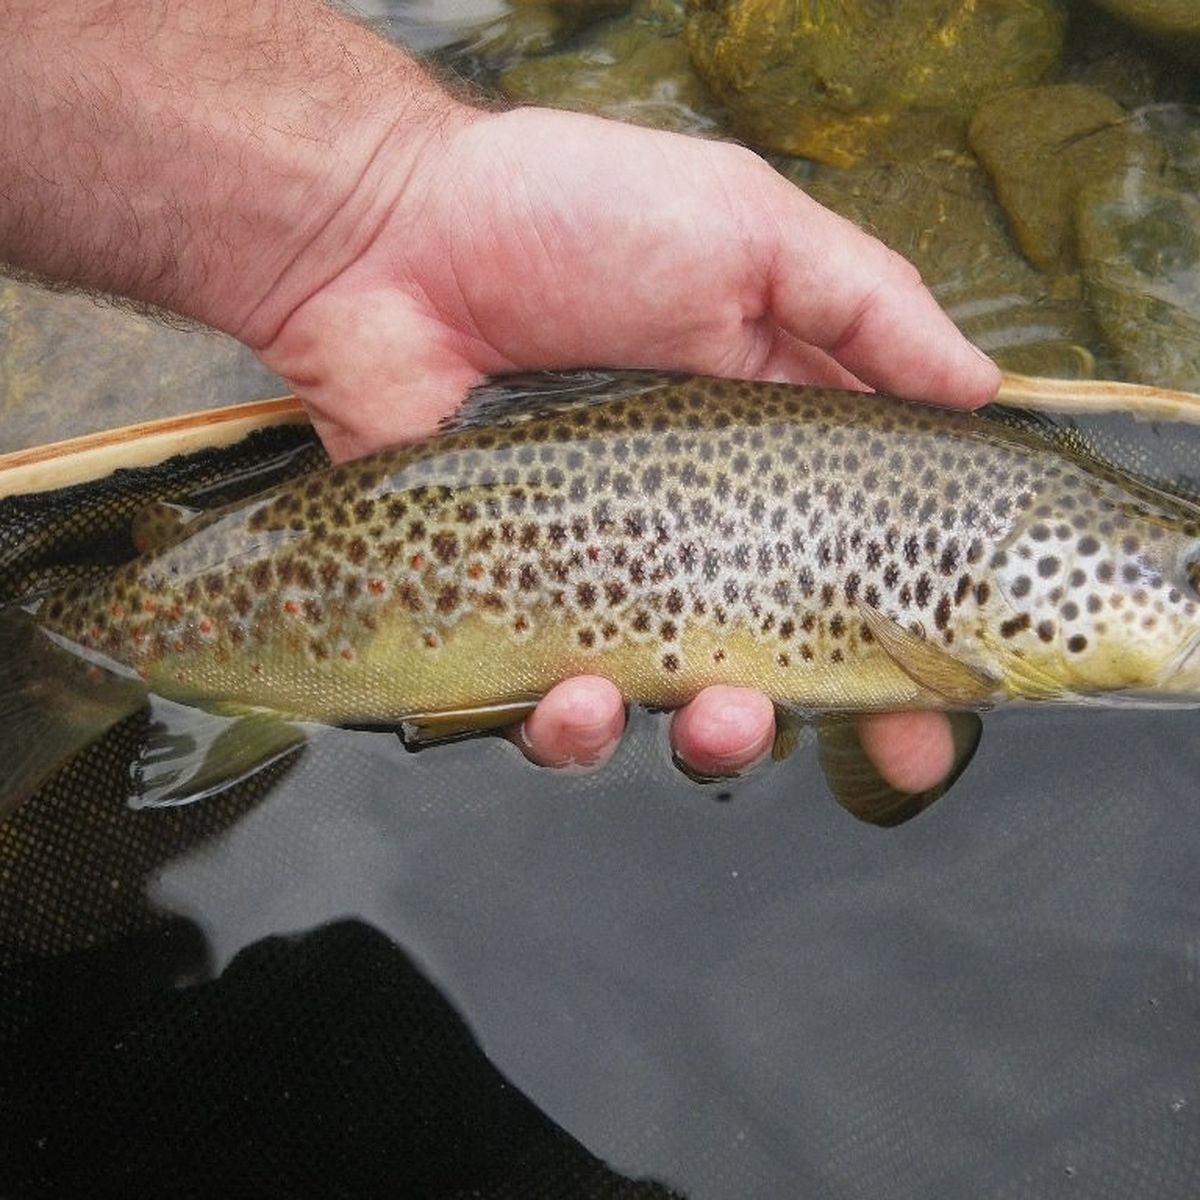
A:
[934, 595, 951, 631]
[1000, 614, 1031, 638]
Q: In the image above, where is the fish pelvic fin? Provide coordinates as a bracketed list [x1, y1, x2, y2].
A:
[0, 608, 146, 821]
[818, 712, 983, 827]
[131, 697, 313, 808]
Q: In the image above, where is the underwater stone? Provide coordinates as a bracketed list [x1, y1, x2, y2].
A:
[797, 154, 1100, 375]
[1076, 173, 1200, 389]
[499, 9, 723, 134]
[450, 0, 631, 75]
[970, 84, 1168, 273]
[1085, 0, 1200, 63]
[683, 0, 1066, 166]
[0, 282, 284, 453]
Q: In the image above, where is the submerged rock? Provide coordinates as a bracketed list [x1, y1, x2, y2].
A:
[1085, 0, 1200, 61]
[796, 155, 1100, 376]
[1060, 0, 1196, 109]
[448, 0, 630, 76]
[970, 84, 1167, 273]
[0, 283, 284, 453]
[684, 0, 1065, 165]
[1076, 173, 1200, 388]
[499, 5, 723, 134]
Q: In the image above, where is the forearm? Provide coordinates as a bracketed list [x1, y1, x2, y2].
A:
[0, 0, 469, 342]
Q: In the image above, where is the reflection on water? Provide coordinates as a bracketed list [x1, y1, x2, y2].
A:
[148, 707, 1200, 1197]
[6, 1, 1200, 1196]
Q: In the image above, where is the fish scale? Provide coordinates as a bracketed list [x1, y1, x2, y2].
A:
[33, 373, 1200, 726]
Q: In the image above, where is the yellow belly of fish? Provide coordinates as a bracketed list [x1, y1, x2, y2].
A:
[145, 611, 936, 721]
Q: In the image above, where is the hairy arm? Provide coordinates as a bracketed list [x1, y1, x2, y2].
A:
[0, 0, 459, 335]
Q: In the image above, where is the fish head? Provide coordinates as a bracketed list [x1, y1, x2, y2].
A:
[986, 478, 1200, 702]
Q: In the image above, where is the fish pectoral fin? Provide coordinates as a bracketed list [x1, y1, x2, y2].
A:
[817, 712, 983, 827]
[398, 698, 542, 750]
[857, 603, 998, 706]
[130, 500, 202, 553]
[130, 697, 311, 808]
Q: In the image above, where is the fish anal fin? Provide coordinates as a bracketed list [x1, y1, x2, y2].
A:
[857, 603, 998, 706]
[818, 712, 983, 827]
[398, 698, 541, 750]
[131, 697, 310, 808]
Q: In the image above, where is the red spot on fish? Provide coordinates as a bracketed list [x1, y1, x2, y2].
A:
[367, 578, 385, 595]
[174, 639, 185, 652]
[90, 625, 101, 641]
[340, 647, 355, 660]
[284, 600, 300, 615]
[587, 546, 601, 563]
[110, 604, 125, 620]
[198, 618, 213, 635]
[410, 553, 426, 571]
[467, 563, 483, 580]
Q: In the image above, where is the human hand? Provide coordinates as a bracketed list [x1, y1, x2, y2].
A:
[247, 106, 1001, 792]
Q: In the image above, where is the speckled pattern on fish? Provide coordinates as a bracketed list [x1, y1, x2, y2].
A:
[35, 373, 1200, 722]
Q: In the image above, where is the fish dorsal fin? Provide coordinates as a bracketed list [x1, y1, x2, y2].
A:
[817, 712, 983, 827]
[441, 370, 686, 433]
[131, 501, 203, 554]
[130, 698, 311, 807]
[857, 603, 998, 706]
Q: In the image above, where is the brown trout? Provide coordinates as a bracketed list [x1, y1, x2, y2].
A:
[6, 371, 1200, 817]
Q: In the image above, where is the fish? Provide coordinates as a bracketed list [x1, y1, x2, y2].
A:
[5, 369, 1200, 824]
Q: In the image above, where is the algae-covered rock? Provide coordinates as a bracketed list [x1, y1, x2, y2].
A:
[1076, 173, 1200, 388]
[797, 155, 1100, 376]
[0, 282, 284, 453]
[684, 0, 1066, 166]
[1086, 0, 1200, 60]
[499, 7, 723, 134]
[970, 84, 1167, 273]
